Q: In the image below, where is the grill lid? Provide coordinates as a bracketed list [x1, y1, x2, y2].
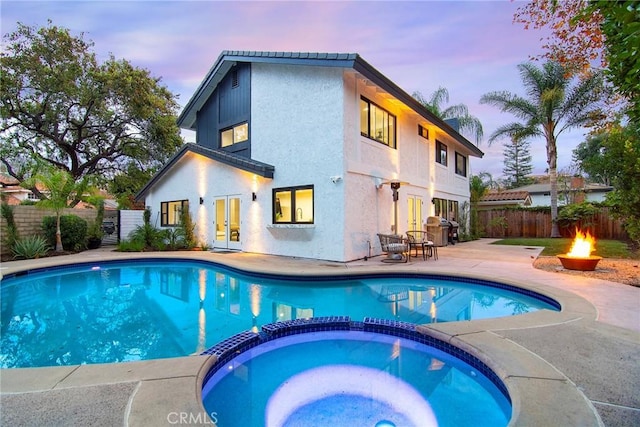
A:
[427, 216, 449, 225]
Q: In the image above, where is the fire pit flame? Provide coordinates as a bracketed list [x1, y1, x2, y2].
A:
[557, 228, 602, 271]
[566, 229, 596, 258]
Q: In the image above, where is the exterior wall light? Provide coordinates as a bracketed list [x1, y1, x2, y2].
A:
[252, 192, 257, 201]
[199, 197, 204, 205]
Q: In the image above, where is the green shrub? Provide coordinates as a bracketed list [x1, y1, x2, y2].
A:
[558, 202, 598, 232]
[179, 209, 197, 249]
[164, 227, 184, 250]
[86, 199, 105, 242]
[12, 235, 51, 259]
[129, 223, 166, 250]
[117, 239, 146, 252]
[1, 203, 19, 249]
[42, 215, 88, 251]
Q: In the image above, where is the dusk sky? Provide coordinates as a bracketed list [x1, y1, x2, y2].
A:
[1, 0, 589, 180]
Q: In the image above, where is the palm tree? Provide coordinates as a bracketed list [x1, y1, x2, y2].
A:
[469, 172, 494, 238]
[413, 87, 484, 145]
[480, 62, 605, 237]
[23, 167, 91, 251]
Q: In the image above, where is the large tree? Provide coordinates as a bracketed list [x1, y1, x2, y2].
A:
[572, 133, 616, 185]
[590, 1, 640, 124]
[602, 124, 640, 246]
[574, 123, 640, 245]
[413, 87, 484, 145]
[514, 0, 605, 73]
[480, 61, 606, 237]
[515, 1, 639, 124]
[0, 21, 183, 194]
[503, 137, 534, 189]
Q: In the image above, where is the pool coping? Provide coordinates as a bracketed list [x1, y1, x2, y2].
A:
[0, 250, 607, 426]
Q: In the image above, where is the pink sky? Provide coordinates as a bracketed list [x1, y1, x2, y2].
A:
[1, 0, 589, 180]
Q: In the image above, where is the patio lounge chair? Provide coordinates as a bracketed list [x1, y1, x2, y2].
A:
[377, 233, 409, 263]
[406, 230, 438, 261]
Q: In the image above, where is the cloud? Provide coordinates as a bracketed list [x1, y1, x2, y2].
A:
[1, 0, 586, 180]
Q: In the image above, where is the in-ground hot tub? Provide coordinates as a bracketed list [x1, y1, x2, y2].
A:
[201, 318, 511, 427]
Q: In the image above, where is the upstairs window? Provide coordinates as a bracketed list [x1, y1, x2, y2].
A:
[273, 185, 314, 224]
[221, 122, 248, 147]
[418, 124, 429, 139]
[360, 97, 396, 148]
[436, 140, 448, 166]
[455, 152, 467, 176]
[161, 200, 189, 226]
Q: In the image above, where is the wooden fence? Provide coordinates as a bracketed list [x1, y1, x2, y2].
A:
[478, 208, 628, 240]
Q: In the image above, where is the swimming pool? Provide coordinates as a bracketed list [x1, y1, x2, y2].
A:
[0, 259, 559, 368]
[201, 319, 511, 427]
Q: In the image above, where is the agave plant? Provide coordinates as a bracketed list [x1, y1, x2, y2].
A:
[12, 236, 51, 259]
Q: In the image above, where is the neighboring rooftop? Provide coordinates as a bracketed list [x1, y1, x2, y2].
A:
[481, 190, 531, 202]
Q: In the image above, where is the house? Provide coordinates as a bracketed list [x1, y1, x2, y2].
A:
[509, 177, 612, 207]
[478, 190, 532, 210]
[136, 51, 483, 262]
[0, 174, 40, 205]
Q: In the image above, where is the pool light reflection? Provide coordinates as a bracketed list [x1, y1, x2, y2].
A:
[265, 365, 437, 427]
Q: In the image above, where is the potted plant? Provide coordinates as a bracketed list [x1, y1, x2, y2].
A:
[87, 221, 104, 249]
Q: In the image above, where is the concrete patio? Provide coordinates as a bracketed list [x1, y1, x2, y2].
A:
[1, 239, 638, 426]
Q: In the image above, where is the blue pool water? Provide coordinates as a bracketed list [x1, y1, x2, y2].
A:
[202, 330, 511, 427]
[0, 259, 559, 368]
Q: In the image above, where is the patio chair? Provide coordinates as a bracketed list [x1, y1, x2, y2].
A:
[406, 231, 438, 261]
[377, 233, 409, 263]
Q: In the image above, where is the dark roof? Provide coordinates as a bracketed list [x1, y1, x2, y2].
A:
[178, 50, 483, 158]
[135, 144, 274, 201]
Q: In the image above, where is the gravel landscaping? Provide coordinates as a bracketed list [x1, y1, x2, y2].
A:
[534, 256, 640, 287]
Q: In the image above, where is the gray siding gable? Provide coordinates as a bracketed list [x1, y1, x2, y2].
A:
[196, 62, 251, 157]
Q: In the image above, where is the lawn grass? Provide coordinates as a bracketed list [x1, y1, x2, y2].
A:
[491, 237, 638, 258]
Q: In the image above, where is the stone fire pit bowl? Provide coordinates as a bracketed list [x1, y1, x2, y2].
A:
[557, 254, 603, 271]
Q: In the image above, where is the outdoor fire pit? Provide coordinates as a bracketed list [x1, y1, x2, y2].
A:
[557, 229, 602, 271]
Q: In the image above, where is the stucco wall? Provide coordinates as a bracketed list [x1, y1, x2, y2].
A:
[144, 61, 473, 262]
[250, 63, 346, 260]
[342, 72, 471, 258]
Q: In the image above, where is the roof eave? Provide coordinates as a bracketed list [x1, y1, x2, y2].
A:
[177, 51, 359, 131]
[135, 144, 275, 202]
[352, 56, 484, 158]
[178, 51, 484, 158]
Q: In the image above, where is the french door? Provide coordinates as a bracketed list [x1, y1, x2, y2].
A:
[407, 195, 423, 232]
[213, 195, 241, 250]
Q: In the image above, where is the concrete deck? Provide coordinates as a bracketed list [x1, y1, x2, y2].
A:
[1, 239, 638, 426]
